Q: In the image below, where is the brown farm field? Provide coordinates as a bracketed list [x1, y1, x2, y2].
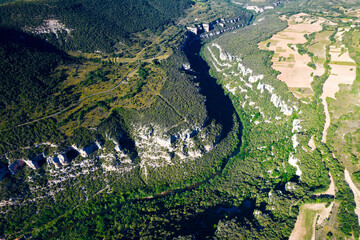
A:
[321, 28, 356, 143]
[258, 13, 332, 91]
[260, 12, 360, 239]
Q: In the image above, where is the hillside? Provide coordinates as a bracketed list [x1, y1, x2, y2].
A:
[0, 28, 74, 120]
[0, 0, 192, 52]
[0, 0, 253, 238]
[202, 1, 360, 238]
[1, 0, 360, 239]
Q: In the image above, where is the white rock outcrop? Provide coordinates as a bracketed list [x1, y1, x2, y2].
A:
[29, 19, 73, 38]
[289, 154, 302, 177]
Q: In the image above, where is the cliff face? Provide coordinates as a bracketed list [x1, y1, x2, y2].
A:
[0, 50, 226, 210]
[2, 115, 219, 182]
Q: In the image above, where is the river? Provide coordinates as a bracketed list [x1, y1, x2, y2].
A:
[46, 28, 247, 240]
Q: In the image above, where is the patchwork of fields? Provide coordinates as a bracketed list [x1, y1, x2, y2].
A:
[259, 12, 360, 240]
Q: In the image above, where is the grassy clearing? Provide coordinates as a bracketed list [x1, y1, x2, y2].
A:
[329, 61, 357, 66]
[57, 61, 167, 136]
[290, 205, 319, 240]
[303, 209, 318, 240]
[290, 203, 335, 240]
[347, 30, 360, 63]
[308, 30, 333, 61]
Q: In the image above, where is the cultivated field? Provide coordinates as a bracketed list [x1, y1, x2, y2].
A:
[261, 12, 359, 239]
[307, 30, 332, 64]
[258, 13, 330, 91]
[322, 29, 356, 99]
[321, 28, 356, 143]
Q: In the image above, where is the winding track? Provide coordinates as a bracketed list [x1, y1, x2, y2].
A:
[2, 31, 174, 133]
[0, 60, 141, 132]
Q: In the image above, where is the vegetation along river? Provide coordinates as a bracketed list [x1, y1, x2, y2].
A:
[48, 28, 248, 239]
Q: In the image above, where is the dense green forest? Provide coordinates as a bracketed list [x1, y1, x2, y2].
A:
[0, 0, 192, 52]
[1, 0, 360, 239]
[0, 28, 72, 107]
[0, 3, 246, 230]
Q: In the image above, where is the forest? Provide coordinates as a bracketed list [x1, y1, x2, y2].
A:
[0, 28, 72, 109]
[1, 0, 360, 239]
[0, 0, 193, 52]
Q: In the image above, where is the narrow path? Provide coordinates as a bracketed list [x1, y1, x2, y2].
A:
[157, 94, 186, 121]
[1, 60, 142, 132]
[155, 41, 166, 58]
[321, 96, 330, 143]
[165, 120, 187, 132]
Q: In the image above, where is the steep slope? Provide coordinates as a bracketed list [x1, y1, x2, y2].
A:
[0, 0, 192, 52]
[0, 28, 72, 109]
[201, 13, 335, 239]
[7, 0, 355, 238]
[0, 6, 249, 234]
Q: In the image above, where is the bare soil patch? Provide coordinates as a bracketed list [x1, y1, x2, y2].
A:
[259, 13, 329, 90]
[321, 29, 356, 143]
[321, 99, 331, 143]
[308, 135, 316, 150]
